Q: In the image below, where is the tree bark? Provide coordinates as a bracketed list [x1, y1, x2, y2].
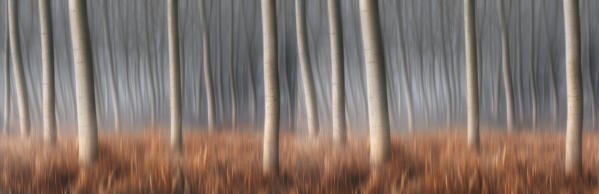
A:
[530, 0, 537, 131]
[199, 0, 215, 133]
[7, 0, 30, 138]
[497, 0, 515, 133]
[69, 0, 99, 166]
[465, 0, 480, 150]
[40, 0, 56, 145]
[2, 11, 10, 136]
[563, 0, 583, 176]
[295, 0, 319, 137]
[167, 0, 182, 152]
[328, 0, 346, 144]
[359, 0, 391, 168]
[262, 0, 280, 175]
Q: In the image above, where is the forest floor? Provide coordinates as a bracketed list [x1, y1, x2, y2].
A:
[0, 130, 598, 193]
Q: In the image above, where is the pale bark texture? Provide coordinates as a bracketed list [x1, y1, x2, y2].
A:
[328, 0, 346, 144]
[40, 0, 56, 145]
[295, 0, 319, 137]
[199, 0, 215, 133]
[7, 0, 30, 138]
[167, 0, 183, 152]
[530, 0, 537, 131]
[497, 0, 515, 133]
[68, 0, 99, 166]
[465, 0, 480, 149]
[359, 0, 391, 168]
[262, 0, 280, 175]
[563, 0, 583, 176]
[2, 12, 9, 135]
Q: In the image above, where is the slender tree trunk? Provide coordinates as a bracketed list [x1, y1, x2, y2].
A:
[395, 1, 414, 133]
[199, 0, 215, 133]
[69, 0, 99, 166]
[497, 0, 515, 133]
[328, 0, 346, 144]
[465, 0, 480, 150]
[563, 0, 583, 176]
[3, 13, 10, 135]
[40, 0, 56, 145]
[439, 0, 452, 129]
[7, 0, 30, 138]
[230, 0, 237, 131]
[295, 0, 319, 137]
[530, 0, 537, 131]
[262, 0, 280, 175]
[359, 0, 391, 168]
[167, 0, 182, 152]
[584, 0, 595, 130]
[102, 1, 120, 133]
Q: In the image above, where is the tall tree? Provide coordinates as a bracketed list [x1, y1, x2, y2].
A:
[102, 0, 120, 132]
[2, 8, 10, 136]
[359, 0, 391, 167]
[69, 0, 99, 166]
[395, 1, 414, 133]
[563, 0, 583, 176]
[465, 0, 480, 149]
[262, 0, 280, 175]
[7, 0, 30, 138]
[529, 0, 537, 131]
[167, 0, 182, 152]
[40, 0, 56, 145]
[497, 0, 515, 133]
[295, 0, 319, 137]
[328, 0, 346, 144]
[199, 0, 215, 133]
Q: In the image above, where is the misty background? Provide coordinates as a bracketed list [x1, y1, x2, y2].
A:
[1, 0, 598, 134]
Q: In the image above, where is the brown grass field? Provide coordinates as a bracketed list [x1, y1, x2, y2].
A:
[0, 130, 598, 193]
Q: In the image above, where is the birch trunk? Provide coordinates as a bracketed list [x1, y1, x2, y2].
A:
[167, 0, 182, 152]
[563, 0, 583, 176]
[328, 0, 346, 144]
[2, 12, 10, 135]
[295, 0, 319, 137]
[465, 0, 480, 149]
[40, 0, 56, 145]
[7, 0, 30, 138]
[497, 0, 515, 133]
[199, 0, 215, 133]
[262, 0, 280, 175]
[359, 0, 391, 168]
[68, 0, 99, 166]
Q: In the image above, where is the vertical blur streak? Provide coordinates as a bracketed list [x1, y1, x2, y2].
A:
[465, 0, 480, 149]
[7, 0, 30, 138]
[39, 0, 56, 145]
[167, 0, 182, 152]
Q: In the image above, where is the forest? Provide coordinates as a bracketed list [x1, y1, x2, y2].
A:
[0, 0, 598, 193]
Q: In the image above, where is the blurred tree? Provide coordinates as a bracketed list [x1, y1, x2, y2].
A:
[328, 0, 346, 144]
[2, 7, 10, 136]
[262, 0, 280, 175]
[168, 0, 183, 152]
[40, 0, 57, 145]
[7, 0, 30, 138]
[296, 0, 319, 137]
[102, 0, 120, 133]
[497, 0, 515, 133]
[465, 0, 480, 150]
[199, 0, 215, 133]
[563, 0, 582, 176]
[359, 0, 391, 167]
[68, 0, 99, 165]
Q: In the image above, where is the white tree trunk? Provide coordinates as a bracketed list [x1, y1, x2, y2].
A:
[465, 0, 480, 149]
[167, 0, 182, 152]
[529, 0, 537, 131]
[40, 0, 56, 145]
[262, 0, 280, 175]
[68, 0, 99, 166]
[359, 0, 391, 168]
[328, 0, 346, 144]
[563, 0, 583, 176]
[7, 0, 30, 138]
[198, 0, 215, 133]
[497, 0, 515, 133]
[295, 0, 319, 137]
[2, 13, 10, 136]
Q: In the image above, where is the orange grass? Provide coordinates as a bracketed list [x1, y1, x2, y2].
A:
[0, 131, 598, 193]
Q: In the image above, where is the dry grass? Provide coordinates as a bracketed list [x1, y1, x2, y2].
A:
[0, 130, 598, 193]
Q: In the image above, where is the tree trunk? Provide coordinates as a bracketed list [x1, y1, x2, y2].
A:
[68, 0, 99, 166]
[359, 0, 391, 168]
[563, 0, 583, 176]
[584, 0, 595, 130]
[465, 0, 480, 150]
[199, 0, 215, 133]
[3, 12, 10, 135]
[328, 0, 346, 144]
[295, 0, 319, 137]
[262, 0, 280, 175]
[40, 0, 56, 145]
[167, 0, 182, 152]
[530, 0, 537, 131]
[102, 1, 120, 133]
[7, 0, 30, 138]
[497, 0, 515, 133]
[395, 1, 414, 133]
